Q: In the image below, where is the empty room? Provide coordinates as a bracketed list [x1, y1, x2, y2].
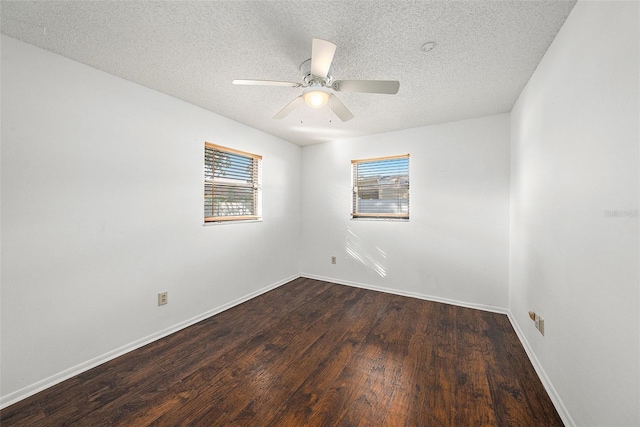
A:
[1, 1, 638, 426]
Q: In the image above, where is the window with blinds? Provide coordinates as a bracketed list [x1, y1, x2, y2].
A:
[351, 154, 410, 220]
[204, 143, 262, 223]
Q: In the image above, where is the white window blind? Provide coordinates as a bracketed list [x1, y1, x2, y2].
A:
[204, 143, 262, 222]
[352, 154, 409, 219]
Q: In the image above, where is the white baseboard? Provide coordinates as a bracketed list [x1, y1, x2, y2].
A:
[0, 274, 299, 409]
[506, 310, 575, 427]
[300, 273, 508, 314]
[3, 273, 574, 427]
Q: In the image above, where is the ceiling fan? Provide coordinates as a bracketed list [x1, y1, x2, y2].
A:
[232, 38, 400, 122]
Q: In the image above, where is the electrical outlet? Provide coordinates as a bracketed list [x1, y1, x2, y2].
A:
[331, 256, 336, 264]
[158, 291, 168, 306]
[533, 313, 544, 336]
[530, 311, 544, 336]
[536, 316, 544, 336]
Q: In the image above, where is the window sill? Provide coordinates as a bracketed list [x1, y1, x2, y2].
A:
[203, 219, 263, 226]
[350, 217, 409, 222]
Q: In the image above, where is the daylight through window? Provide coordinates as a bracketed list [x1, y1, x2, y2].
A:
[204, 143, 262, 222]
[352, 154, 409, 220]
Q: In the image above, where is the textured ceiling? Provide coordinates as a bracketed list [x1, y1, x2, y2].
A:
[1, 0, 576, 146]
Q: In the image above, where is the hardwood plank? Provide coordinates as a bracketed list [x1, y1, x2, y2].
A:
[0, 401, 46, 426]
[0, 278, 564, 426]
[345, 297, 425, 427]
[484, 315, 538, 425]
[225, 287, 382, 425]
[485, 313, 564, 425]
[304, 295, 414, 426]
[149, 283, 356, 425]
[184, 284, 369, 425]
[264, 288, 392, 426]
[452, 307, 497, 426]
[380, 298, 440, 426]
[420, 302, 460, 426]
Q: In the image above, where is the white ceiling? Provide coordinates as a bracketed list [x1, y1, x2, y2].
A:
[0, 0, 576, 146]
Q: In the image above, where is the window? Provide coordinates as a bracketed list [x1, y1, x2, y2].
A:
[204, 143, 262, 223]
[351, 154, 409, 220]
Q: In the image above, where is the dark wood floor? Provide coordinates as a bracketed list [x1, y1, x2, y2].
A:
[1, 277, 563, 426]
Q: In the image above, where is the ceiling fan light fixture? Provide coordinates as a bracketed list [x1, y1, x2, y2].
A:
[302, 87, 331, 108]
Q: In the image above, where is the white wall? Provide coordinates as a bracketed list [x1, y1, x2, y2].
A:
[0, 35, 302, 404]
[300, 114, 511, 311]
[509, 1, 639, 425]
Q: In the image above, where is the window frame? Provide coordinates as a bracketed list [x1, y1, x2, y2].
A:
[351, 154, 410, 221]
[204, 142, 262, 223]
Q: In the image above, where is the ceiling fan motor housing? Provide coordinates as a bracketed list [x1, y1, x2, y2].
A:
[300, 58, 333, 87]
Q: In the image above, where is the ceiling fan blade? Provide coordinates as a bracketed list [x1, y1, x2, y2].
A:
[311, 38, 337, 79]
[273, 96, 303, 119]
[233, 79, 301, 87]
[329, 95, 355, 122]
[332, 80, 400, 94]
